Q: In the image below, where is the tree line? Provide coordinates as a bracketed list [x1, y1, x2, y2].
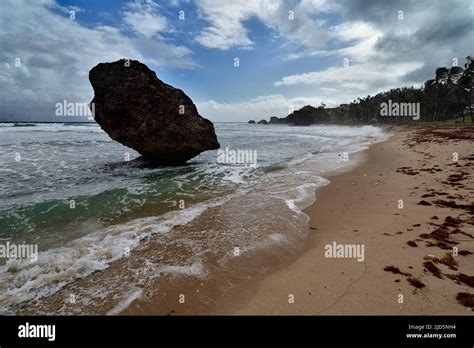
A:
[255, 56, 473, 126]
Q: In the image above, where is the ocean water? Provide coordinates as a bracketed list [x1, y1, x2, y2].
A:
[0, 122, 388, 313]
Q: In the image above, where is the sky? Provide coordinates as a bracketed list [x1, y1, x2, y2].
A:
[0, 0, 473, 122]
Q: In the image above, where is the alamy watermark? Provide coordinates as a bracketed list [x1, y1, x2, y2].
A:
[55, 99, 95, 119]
[0, 242, 38, 262]
[217, 147, 258, 167]
[18, 322, 55, 341]
[324, 241, 365, 262]
[380, 100, 420, 120]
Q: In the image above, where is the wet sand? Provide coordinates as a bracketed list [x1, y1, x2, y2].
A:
[226, 127, 474, 314]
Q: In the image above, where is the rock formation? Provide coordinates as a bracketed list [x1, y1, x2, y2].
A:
[287, 105, 328, 126]
[89, 59, 219, 164]
[269, 116, 287, 124]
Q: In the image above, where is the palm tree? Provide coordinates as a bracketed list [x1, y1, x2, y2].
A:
[441, 66, 464, 121]
[459, 56, 474, 122]
[433, 67, 449, 121]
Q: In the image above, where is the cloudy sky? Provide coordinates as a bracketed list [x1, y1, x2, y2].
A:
[0, 0, 473, 122]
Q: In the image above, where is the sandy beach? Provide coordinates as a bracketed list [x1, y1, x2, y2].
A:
[221, 127, 473, 315]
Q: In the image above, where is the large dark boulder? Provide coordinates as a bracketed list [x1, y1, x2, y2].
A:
[89, 59, 219, 164]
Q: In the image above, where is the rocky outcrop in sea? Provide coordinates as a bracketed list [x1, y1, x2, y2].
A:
[89, 59, 220, 164]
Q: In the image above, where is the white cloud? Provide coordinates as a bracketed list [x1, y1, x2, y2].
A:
[284, 21, 382, 62]
[274, 61, 422, 88]
[122, 0, 171, 38]
[0, 0, 195, 121]
[330, 22, 381, 62]
[197, 94, 329, 122]
[195, 0, 261, 49]
[195, 0, 332, 50]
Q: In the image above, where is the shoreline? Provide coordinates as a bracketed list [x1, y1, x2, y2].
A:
[220, 127, 473, 314]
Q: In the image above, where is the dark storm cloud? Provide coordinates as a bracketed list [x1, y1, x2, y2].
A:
[336, 0, 474, 84]
[335, 0, 415, 24]
[401, 63, 439, 83]
[414, 18, 473, 45]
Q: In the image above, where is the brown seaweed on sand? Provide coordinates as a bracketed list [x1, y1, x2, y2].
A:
[419, 225, 458, 249]
[446, 274, 474, 288]
[423, 252, 459, 271]
[423, 261, 443, 279]
[443, 216, 463, 227]
[455, 292, 474, 308]
[383, 266, 412, 277]
[433, 200, 474, 214]
[438, 253, 459, 270]
[396, 167, 419, 175]
[407, 277, 426, 289]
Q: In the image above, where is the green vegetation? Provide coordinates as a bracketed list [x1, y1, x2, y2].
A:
[258, 56, 474, 126]
[325, 56, 472, 125]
